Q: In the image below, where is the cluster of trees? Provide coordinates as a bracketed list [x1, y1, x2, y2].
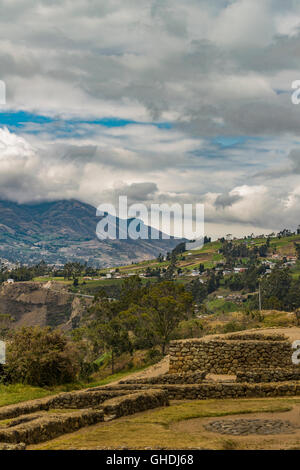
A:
[1, 275, 195, 384]
[219, 240, 270, 267]
[78, 277, 194, 373]
[225, 265, 266, 293]
[259, 267, 300, 311]
[0, 261, 51, 283]
[185, 268, 224, 304]
[0, 260, 104, 284]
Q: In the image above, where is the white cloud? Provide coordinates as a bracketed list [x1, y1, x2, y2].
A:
[0, 1, 300, 238]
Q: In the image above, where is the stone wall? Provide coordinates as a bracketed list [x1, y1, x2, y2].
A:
[0, 443, 26, 450]
[119, 371, 206, 385]
[102, 390, 169, 418]
[0, 390, 132, 420]
[47, 389, 134, 409]
[0, 390, 169, 446]
[98, 382, 300, 400]
[169, 337, 293, 374]
[222, 333, 287, 341]
[236, 367, 300, 383]
[0, 409, 104, 445]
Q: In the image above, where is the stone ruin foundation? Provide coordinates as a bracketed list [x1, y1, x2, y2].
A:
[168, 333, 293, 374]
[0, 332, 299, 449]
[204, 418, 295, 435]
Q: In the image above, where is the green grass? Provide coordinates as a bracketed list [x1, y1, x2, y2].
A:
[206, 298, 240, 314]
[30, 397, 300, 450]
[128, 398, 295, 426]
[0, 364, 151, 408]
[260, 311, 295, 327]
[33, 276, 71, 284]
[0, 384, 55, 407]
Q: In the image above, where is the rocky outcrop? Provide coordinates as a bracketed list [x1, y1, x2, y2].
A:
[0, 281, 91, 329]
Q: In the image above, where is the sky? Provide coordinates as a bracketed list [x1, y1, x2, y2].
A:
[1, 0, 300, 239]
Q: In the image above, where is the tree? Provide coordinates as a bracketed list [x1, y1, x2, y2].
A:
[118, 276, 143, 310]
[286, 278, 300, 310]
[258, 244, 268, 257]
[260, 267, 291, 309]
[226, 274, 244, 291]
[126, 282, 193, 354]
[97, 315, 132, 374]
[5, 327, 79, 386]
[89, 295, 133, 374]
[186, 279, 208, 303]
[172, 242, 186, 255]
[294, 243, 300, 260]
[164, 252, 177, 280]
[207, 271, 217, 294]
[295, 309, 300, 326]
[198, 263, 205, 274]
[242, 265, 260, 292]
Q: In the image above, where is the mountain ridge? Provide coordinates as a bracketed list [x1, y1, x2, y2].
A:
[0, 199, 184, 267]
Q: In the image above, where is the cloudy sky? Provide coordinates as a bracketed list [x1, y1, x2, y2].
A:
[1, 0, 300, 239]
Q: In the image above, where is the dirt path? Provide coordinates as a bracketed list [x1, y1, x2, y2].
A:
[106, 356, 170, 386]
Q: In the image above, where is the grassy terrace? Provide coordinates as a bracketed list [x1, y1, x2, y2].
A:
[28, 397, 300, 450]
[0, 365, 150, 408]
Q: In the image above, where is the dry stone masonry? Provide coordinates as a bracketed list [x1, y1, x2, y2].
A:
[0, 409, 105, 445]
[102, 390, 169, 418]
[204, 418, 295, 435]
[236, 367, 300, 383]
[98, 381, 300, 399]
[0, 389, 135, 420]
[0, 389, 168, 448]
[119, 371, 207, 385]
[169, 336, 293, 374]
[222, 333, 287, 341]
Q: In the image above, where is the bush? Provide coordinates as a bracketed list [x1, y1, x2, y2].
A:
[5, 327, 80, 386]
[222, 321, 245, 333]
[145, 348, 163, 363]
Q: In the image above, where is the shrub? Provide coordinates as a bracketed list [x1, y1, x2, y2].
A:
[222, 321, 245, 333]
[5, 327, 80, 386]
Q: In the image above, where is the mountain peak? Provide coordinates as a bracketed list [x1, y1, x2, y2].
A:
[0, 199, 184, 267]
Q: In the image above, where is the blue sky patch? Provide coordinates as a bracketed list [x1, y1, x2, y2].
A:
[0, 111, 172, 135]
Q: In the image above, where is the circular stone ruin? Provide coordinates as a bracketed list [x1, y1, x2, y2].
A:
[204, 418, 295, 435]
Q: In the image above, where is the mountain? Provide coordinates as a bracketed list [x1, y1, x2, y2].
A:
[0, 199, 184, 267]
